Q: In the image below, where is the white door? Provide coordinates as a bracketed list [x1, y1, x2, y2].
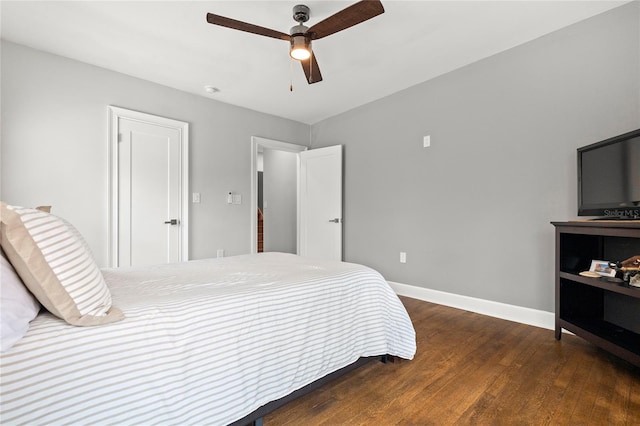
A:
[299, 145, 343, 261]
[110, 107, 189, 267]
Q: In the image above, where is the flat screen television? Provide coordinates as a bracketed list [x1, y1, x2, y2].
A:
[577, 128, 640, 219]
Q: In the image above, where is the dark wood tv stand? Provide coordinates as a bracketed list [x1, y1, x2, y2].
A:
[552, 221, 640, 367]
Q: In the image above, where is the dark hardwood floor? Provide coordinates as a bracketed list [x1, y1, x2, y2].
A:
[265, 296, 640, 425]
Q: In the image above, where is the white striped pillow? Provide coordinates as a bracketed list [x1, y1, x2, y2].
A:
[0, 203, 123, 326]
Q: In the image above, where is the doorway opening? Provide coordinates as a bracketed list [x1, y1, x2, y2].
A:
[250, 137, 307, 254]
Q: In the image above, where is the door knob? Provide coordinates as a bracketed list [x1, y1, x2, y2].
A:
[164, 219, 178, 225]
[328, 218, 341, 223]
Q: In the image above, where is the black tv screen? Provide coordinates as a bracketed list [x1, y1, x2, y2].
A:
[577, 128, 640, 219]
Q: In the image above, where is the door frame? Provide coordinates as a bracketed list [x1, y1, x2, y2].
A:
[250, 136, 307, 254]
[108, 106, 189, 267]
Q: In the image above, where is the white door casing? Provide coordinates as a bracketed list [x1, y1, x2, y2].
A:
[299, 145, 343, 261]
[108, 106, 189, 267]
[250, 136, 307, 254]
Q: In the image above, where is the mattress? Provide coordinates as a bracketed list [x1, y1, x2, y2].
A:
[0, 252, 416, 425]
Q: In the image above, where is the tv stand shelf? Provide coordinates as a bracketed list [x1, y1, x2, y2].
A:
[552, 221, 640, 367]
[558, 272, 640, 297]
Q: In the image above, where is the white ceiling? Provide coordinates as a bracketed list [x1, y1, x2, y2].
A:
[0, 1, 629, 124]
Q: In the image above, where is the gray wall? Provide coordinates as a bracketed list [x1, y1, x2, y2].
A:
[263, 148, 298, 253]
[310, 2, 640, 312]
[0, 40, 310, 267]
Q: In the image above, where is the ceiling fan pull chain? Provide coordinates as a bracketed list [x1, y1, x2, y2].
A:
[290, 58, 294, 92]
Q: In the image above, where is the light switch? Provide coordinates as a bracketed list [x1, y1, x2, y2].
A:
[423, 135, 431, 148]
[192, 192, 201, 203]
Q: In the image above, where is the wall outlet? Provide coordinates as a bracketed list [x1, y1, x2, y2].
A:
[400, 252, 407, 263]
[217, 249, 224, 258]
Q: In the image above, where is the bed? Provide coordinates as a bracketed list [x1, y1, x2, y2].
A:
[0, 252, 416, 425]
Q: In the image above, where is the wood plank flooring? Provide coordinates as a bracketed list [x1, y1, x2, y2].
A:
[264, 296, 640, 425]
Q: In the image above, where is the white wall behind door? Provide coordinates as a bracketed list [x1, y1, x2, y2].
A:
[263, 148, 297, 254]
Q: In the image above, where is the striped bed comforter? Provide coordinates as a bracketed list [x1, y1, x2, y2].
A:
[0, 252, 416, 425]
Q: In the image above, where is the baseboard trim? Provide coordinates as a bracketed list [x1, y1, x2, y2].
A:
[388, 281, 555, 331]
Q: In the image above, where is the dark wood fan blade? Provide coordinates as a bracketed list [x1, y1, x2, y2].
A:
[300, 53, 323, 84]
[308, 0, 384, 40]
[206, 13, 290, 41]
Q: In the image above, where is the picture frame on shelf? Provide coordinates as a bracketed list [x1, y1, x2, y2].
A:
[589, 260, 616, 277]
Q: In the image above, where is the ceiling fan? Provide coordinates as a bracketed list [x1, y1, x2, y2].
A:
[206, 1, 385, 85]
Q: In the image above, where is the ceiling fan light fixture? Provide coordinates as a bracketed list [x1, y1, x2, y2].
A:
[289, 33, 311, 61]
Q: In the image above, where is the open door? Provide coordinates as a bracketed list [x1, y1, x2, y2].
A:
[299, 145, 343, 261]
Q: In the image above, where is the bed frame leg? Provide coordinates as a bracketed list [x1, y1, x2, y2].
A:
[252, 418, 263, 426]
[380, 354, 395, 364]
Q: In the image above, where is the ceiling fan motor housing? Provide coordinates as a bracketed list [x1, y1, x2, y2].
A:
[290, 24, 308, 36]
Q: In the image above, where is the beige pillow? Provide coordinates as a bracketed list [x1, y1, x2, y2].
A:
[0, 202, 123, 326]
